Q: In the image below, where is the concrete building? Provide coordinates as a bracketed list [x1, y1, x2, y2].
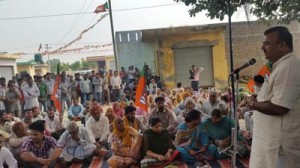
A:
[86, 55, 116, 72]
[0, 53, 20, 80]
[116, 21, 300, 89]
[17, 61, 49, 77]
[117, 25, 228, 89]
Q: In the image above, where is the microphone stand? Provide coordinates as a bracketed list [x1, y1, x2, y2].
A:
[223, 72, 239, 168]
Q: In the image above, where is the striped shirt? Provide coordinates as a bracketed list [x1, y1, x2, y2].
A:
[20, 136, 58, 158]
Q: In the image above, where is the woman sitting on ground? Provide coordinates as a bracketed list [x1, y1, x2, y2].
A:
[112, 103, 124, 118]
[108, 117, 143, 168]
[141, 116, 180, 168]
[203, 109, 249, 159]
[175, 109, 211, 165]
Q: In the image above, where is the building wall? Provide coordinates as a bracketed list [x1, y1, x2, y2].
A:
[0, 58, 17, 73]
[225, 21, 300, 78]
[156, 30, 228, 89]
[34, 65, 48, 76]
[105, 56, 116, 71]
[116, 31, 156, 74]
[17, 65, 35, 76]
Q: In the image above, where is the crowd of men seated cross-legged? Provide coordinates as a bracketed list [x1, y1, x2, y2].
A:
[0, 69, 254, 168]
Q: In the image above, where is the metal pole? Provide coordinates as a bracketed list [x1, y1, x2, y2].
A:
[108, 0, 118, 71]
[227, 0, 238, 167]
[46, 44, 51, 72]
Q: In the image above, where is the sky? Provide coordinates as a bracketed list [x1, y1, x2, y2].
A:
[0, 0, 255, 63]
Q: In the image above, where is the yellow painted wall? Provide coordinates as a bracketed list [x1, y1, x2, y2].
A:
[17, 65, 49, 76]
[17, 65, 35, 76]
[34, 66, 48, 76]
[105, 56, 115, 70]
[157, 30, 228, 89]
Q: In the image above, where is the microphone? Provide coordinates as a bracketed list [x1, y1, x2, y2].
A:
[232, 58, 256, 74]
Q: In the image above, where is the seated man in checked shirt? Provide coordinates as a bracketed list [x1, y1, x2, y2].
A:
[20, 121, 62, 168]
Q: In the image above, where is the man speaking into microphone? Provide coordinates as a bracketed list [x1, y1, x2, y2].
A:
[248, 26, 300, 168]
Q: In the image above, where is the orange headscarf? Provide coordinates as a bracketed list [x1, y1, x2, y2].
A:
[123, 116, 139, 131]
[113, 119, 132, 148]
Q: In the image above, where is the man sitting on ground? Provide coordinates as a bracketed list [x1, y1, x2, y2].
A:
[44, 107, 64, 136]
[20, 121, 62, 168]
[124, 105, 147, 132]
[86, 105, 110, 150]
[149, 97, 177, 135]
[68, 99, 85, 122]
[58, 121, 108, 164]
[32, 106, 44, 122]
[22, 108, 34, 127]
[9, 122, 28, 162]
[0, 133, 17, 168]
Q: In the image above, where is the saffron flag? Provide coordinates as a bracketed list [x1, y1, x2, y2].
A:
[246, 61, 272, 93]
[94, 2, 108, 13]
[51, 63, 62, 113]
[135, 64, 148, 112]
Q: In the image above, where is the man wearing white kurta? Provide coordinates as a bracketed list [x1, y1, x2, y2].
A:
[0, 134, 18, 168]
[58, 121, 96, 162]
[249, 27, 300, 168]
[86, 105, 110, 144]
[23, 77, 40, 109]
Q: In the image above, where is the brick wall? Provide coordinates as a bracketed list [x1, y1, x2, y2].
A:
[224, 21, 300, 78]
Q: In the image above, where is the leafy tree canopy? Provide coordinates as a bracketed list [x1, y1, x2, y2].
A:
[175, 0, 300, 24]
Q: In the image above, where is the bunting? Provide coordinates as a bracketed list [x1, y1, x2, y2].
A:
[43, 13, 108, 56]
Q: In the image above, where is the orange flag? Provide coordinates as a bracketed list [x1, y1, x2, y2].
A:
[51, 63, 62, 113]
[135, 64, 148, 112]
[247, 62, 272, 93]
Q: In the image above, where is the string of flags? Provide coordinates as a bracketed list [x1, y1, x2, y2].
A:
[12, 2, 110, 57]
[42, 13, 109, 56]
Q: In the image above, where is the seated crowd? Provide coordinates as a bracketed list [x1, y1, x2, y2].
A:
[0, 72, 255, 168]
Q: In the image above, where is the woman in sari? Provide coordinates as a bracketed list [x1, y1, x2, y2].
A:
[118, 93, 129, 109]
[108, 117, 143, 168]
[203, 109, 237, 159]
[177, 97, 196, 124]
[141, 116, 180, 168]
[105, 107, 115, 124]
[175, 109, 210, 164]
[113, 102, 124, 118]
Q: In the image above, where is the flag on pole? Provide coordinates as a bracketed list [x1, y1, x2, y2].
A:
[38, 43, 42, 52]
[51, 63, 62, 113]
[246, 61, 272, 93]
[135, 64, 148, 112]
[94, 2, 108, 13]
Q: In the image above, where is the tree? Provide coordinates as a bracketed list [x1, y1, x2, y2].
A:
[69, 61, 81, 71]
[60, 62, 70, 71]
[175, 0, 300, 24]
[81, 60, 97, 70]
[49, 59, 60, 73]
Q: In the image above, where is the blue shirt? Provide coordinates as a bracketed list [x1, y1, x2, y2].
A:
[68, 104, 84, 117]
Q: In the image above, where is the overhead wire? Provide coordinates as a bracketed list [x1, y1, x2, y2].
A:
[57, 0, 88, 43]
[0, 3, 182, 21]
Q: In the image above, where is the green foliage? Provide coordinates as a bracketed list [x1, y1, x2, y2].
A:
[49, 59, 60, 73]
[69, 61, 81, 70]
[60, 62, 70, 71]
[52, 60, 97, 71]
[81, 60, 97, 70]
[175, 0, 300, 24]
